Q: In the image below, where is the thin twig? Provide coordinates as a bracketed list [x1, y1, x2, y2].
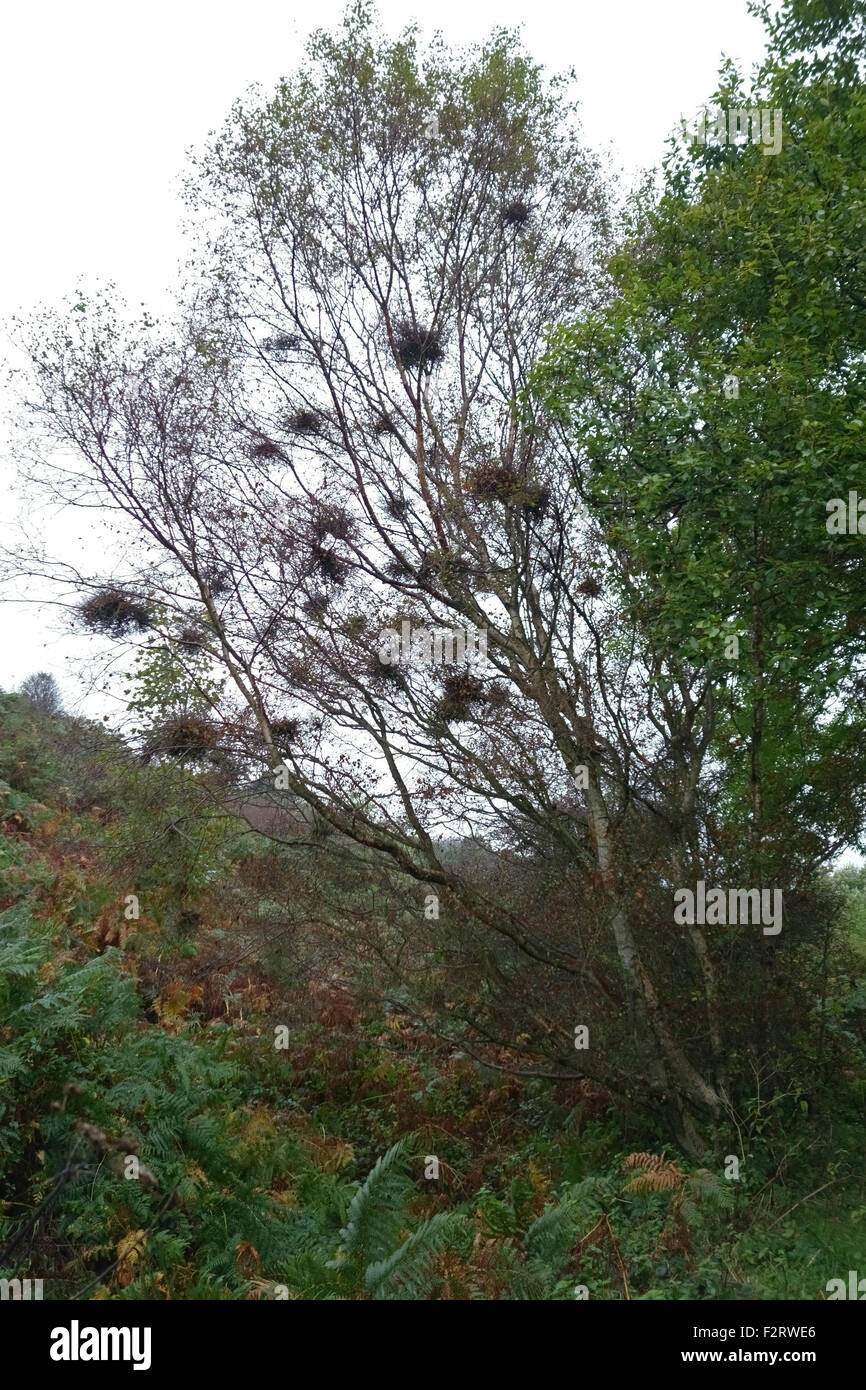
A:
[0, 1157, 90, 1265]
[766, 1178, 840, 1230]
[576, 1212, 631, 1300]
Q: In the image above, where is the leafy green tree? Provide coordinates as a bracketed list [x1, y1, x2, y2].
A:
[20, 671, 63, 714]
[529, 0, 866, 1079]
[123, 609, 228, 770]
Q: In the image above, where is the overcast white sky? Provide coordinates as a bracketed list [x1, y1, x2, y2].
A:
[0, 0, 771, 710]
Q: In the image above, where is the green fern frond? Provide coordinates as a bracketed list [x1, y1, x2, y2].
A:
[679, 1167, 735, 1223]
[524, 1197, 580, 1262]
[523, 1178, 601, 1263]
[365, 1212, 459, 1300]
[333, 1138, 413, 1266]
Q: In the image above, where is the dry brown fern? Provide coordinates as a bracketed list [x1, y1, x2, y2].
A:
[621, 1154, 731, 1271]
[622, 1151, 685, 1194]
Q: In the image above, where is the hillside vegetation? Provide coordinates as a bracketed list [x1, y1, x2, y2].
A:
[1, 693, 864, 1300]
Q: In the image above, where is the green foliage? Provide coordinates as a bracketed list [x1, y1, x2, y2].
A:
[1, 760, 865, 1299]
[0, 694, 58, 798]
[333, 1139, 413, 1266]
[364, 1212, 459, 1300]
[528, 8, 866, 865]
[125, 614, 227, 773]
